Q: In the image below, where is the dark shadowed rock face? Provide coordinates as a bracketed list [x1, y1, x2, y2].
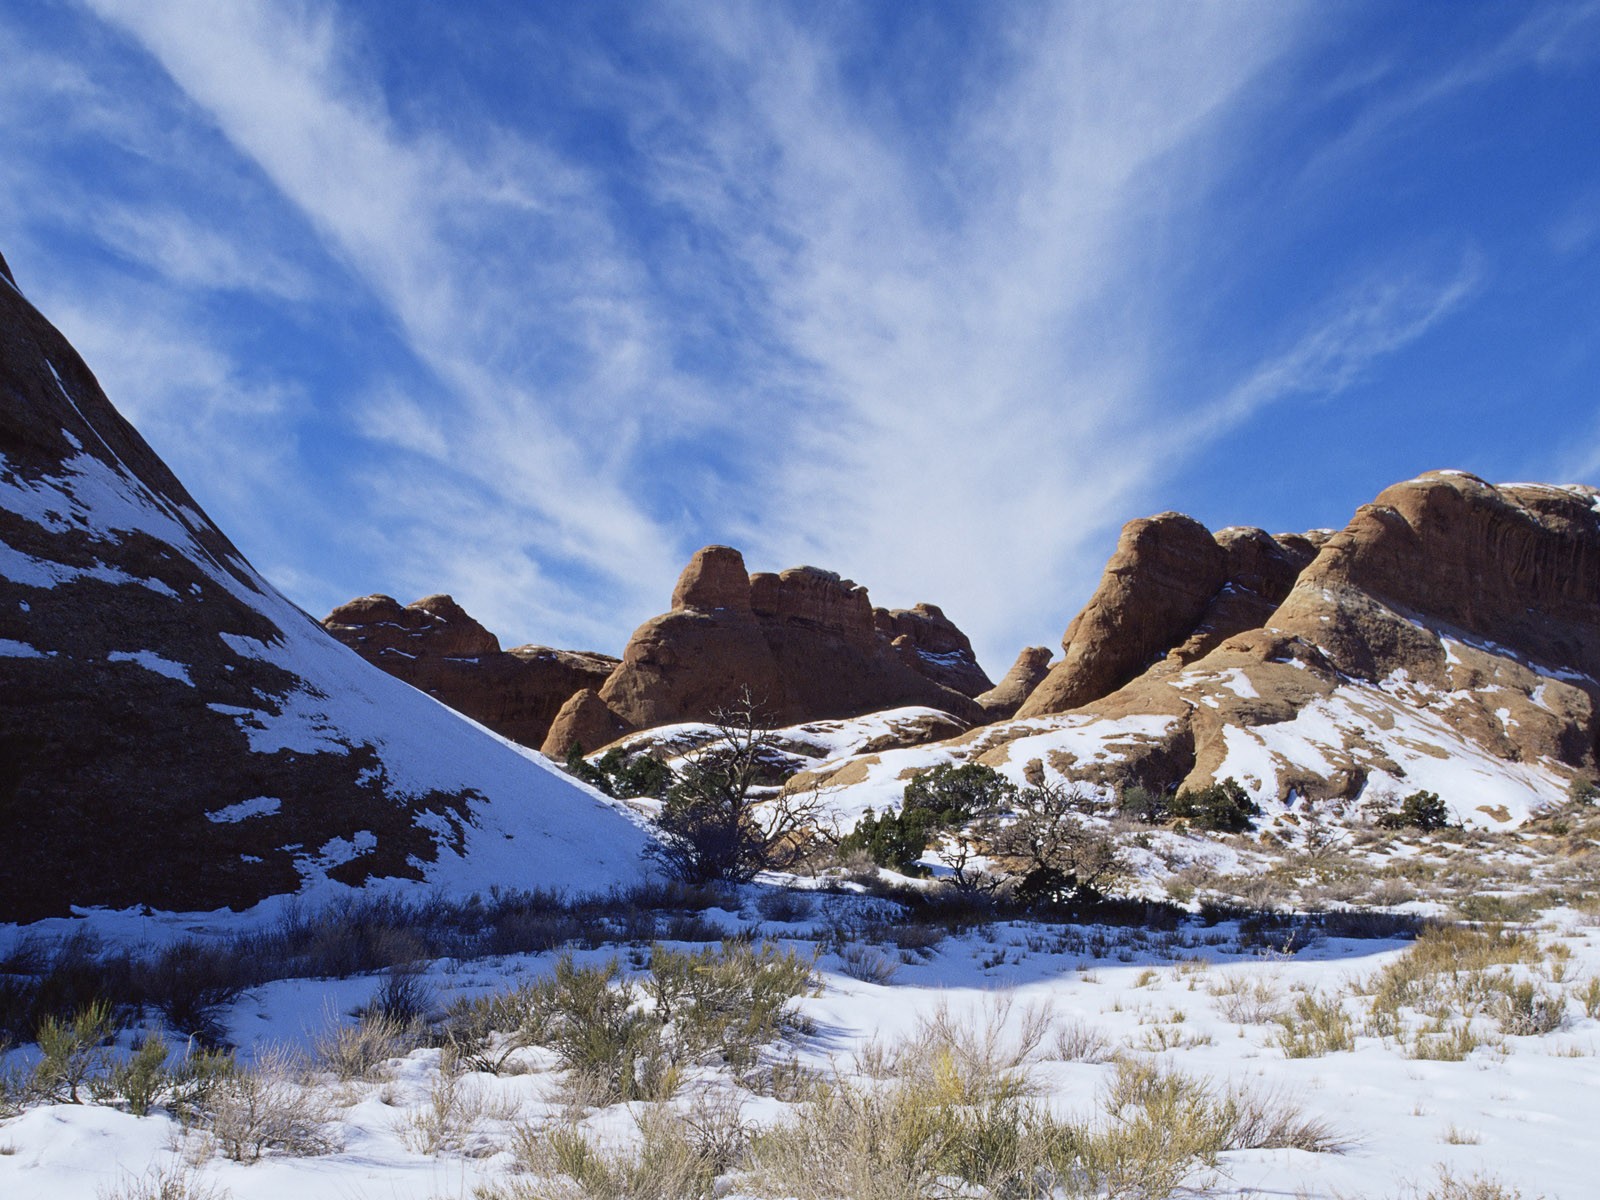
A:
[538, 547, 987, 754]
[323, 594, 616, 749]
[876, 603, 993, 697]
[0, 257, 647, 921]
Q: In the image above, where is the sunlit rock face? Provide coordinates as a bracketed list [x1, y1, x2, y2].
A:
[0, 255, 650, 922]
[541, 546, 991, 759]
[800, 473, 1600, 830]
[1017, 515, 1319, 719]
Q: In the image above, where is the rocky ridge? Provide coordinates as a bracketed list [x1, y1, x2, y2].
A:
[541, 545, 992, 757]
[323, 593, 616, 749]
[789, 472, 1600, 830]
[0, 256, 650, 922]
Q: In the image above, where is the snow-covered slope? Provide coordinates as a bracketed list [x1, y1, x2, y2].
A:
[0, 254, 653, 921]
[785, 666, 1579, 835]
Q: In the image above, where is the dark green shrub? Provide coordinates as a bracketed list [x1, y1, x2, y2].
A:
[1118, 784, 1169, 823]
[1377, 790, 1449, 832]
[1169, 778, 1260, 832]
[839, 764, 1018, 875]
[647, 940, 816, 1070]
[564, 743, 614, 794]
[985, 782, 1124, 908]
[838, 807, 937, 874]
[591, 748, 676, 799]
[902, 763, 1018, 826]
[113, 1030, 171, 1116]
[538, 955, 674, 1102]
[653, 753, 771, 885]
[32, 998, 115, 1103]
[648, 693, 796, 884]
[134, 938, 244, 1046]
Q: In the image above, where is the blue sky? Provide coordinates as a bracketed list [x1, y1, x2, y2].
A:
[2, 1, 1597, 673]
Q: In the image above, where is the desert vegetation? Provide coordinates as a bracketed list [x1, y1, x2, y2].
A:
[3, 764, 1597, 1198]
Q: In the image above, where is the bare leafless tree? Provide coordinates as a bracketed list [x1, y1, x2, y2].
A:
[982, 781, 1124, 905]
[649, 688, 824, 883]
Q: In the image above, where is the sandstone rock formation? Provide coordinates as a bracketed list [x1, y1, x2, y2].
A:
[324, 593, 616, 748]
[976, 646, 1055, 718]
[791, 473, 1600, 829]
[542, 688, 631, 759]
[877, 603, 994, 697]
[0, 255, 650, 921]
[540, 546, 989, 758]
[1017, 516, 1317, 718]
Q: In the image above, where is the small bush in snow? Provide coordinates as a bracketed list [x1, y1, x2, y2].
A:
[1378, 790, 1451, 832]
[983, 781, 1126, 908]
[1491, 978, 1566, 1037]
[397, 1054, 506, 1156]
[1410, 1166, 1536, 1200]
[192, 1047, 340, 1163]
[112, 1030, 172, 1116]
[1050, 1018, 1115, 1063]
[1168, 777, 1260, 833]
[835, 944, 899, 986]
[644, 689, 833, 885]
[502, 1106, 722, 1200]
[96, 1162, 232, 1200]
[1274, 991, 1356, 1058]
[314, 1009, 419, 1082]
[753, 887, 814, 924]
[901, 762, 1019, 827]
[32, 997, 115, 1103]
[536, 955, 678, 1105]
[646, 940, 816, 1071]
[1118, 782, 1170, 823]
[134, 938, 246, 1046]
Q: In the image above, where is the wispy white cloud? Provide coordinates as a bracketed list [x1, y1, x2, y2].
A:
[72, 0, 1387, 669]
[1196, 251, 1484, 439]
[583, 2, 1317, 664]
[1298, 2, 1600, 186]
[88, 203, 314, 300]
[20, 0, 1513, 675]
[81, 0, 686, 639]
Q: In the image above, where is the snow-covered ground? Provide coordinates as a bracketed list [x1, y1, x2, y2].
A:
[3, 874, 1596, 1199]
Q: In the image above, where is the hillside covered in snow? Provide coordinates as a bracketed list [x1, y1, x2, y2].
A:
[0, 251, 653, 921]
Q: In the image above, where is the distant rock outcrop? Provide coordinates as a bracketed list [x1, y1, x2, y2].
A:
[1017, 515, 1317, 718]
[540, 546, 989, 758]
[0, 255, 650, 921]
[323, 594, 616, 749]
[792, 472, 1600, 829]
[877, 603, 993, 697]
[542, 688, 631, 759]
[977, 646, 1054, 718]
